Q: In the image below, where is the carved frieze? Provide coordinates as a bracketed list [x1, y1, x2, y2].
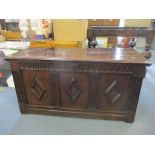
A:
[19, 60, 137, 74]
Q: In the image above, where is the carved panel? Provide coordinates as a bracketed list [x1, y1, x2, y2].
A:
[22, 70, 53, 106]
[65, 76, 82, 102]
[98, 74, 131, 112]
[105, 80, 123, 104]
[31, 75, 46, 100]
[59, 72, 88, 110]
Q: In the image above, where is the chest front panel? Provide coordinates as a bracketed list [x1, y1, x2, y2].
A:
[22, 70, 53, 107]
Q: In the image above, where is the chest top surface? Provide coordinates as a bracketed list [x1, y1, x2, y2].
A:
[6, 48, 151, 65]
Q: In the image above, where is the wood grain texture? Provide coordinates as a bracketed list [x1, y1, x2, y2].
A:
[6, 48, 151, 65]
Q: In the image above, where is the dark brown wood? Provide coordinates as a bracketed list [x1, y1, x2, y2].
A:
[87, 26, 155, 50]
[6, 48, 151, 122]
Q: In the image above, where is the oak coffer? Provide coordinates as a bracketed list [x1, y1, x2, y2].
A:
[6, 48, 151, 122]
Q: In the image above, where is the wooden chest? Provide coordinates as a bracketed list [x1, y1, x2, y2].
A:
[6, 48, 151, 122]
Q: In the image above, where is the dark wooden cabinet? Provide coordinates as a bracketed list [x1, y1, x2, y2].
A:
[6, 48, 151, 122]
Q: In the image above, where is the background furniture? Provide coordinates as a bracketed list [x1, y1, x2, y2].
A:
[88, 19, 120, 26]
[87, 26, 155, 51]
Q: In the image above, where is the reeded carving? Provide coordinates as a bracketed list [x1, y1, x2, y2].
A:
[127, 77, 143, 114]
[105, 80, 123, 104]
[88, 73, 99, 111]
[51, 71, 61, 108]
[65, 76, 82, 102]
[12, 71, 27, 104]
